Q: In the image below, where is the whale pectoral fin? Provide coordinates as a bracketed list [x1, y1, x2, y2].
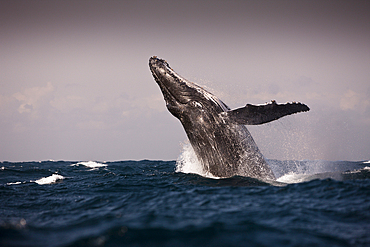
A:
[225, 101, 310, 125]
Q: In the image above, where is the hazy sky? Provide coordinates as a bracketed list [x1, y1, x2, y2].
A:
[1, 0, 369, 162]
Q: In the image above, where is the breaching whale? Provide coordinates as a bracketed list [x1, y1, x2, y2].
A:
[149, 56, 309, 180]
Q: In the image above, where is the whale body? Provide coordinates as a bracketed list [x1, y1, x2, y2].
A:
[149, 56, 309, 180]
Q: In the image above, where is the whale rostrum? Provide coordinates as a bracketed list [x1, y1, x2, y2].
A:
[149, 56, 310, 180]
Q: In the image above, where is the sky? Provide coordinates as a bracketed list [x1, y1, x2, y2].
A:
[1, 0, 369, 162]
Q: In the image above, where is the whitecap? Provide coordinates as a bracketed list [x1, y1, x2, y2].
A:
[34, 174, 64, 185]
[344, 166, 370, 174]
[7, 181, 22, 185]
[70, 161, 107, 169]
[363, 160, 370, 164]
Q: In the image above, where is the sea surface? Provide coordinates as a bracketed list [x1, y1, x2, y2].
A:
[1, 153, 370, 246]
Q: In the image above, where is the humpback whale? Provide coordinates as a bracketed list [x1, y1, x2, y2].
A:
[149, 56, 309, 180]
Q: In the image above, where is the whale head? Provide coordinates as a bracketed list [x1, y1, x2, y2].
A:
[149, 56, 229, 123]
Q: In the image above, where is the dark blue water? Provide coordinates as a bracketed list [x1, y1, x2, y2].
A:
[1, 159, 369, 247]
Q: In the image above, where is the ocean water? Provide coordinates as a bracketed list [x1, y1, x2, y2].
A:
[1, 149, 370, 246]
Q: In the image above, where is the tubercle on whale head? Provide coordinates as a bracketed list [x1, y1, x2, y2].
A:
[149, 56, 172, 71]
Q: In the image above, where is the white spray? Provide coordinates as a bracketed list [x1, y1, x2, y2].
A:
[175, 141, 219, 178]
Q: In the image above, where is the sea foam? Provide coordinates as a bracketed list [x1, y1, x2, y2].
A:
[7, 181, 22, 185]
[34, 174, 64, 185]
[71, 161, 107, 169]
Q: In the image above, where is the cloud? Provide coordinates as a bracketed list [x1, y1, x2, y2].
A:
[50, 95, 88, 113]
[340, 89, 370, 111]
[140, 94, 166, 112]
[13, 82, 54, 114]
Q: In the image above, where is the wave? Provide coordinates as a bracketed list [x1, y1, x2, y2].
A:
[6, 181, 22, 185]
[34, 174, 65, 185]
[7, 174, 65, 185]
[71, 161, 107, 169]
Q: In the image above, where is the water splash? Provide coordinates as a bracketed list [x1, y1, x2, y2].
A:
[271, 159, 369, 184]
[175, 141, 218, 178]
[175, 141, 369, 183]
